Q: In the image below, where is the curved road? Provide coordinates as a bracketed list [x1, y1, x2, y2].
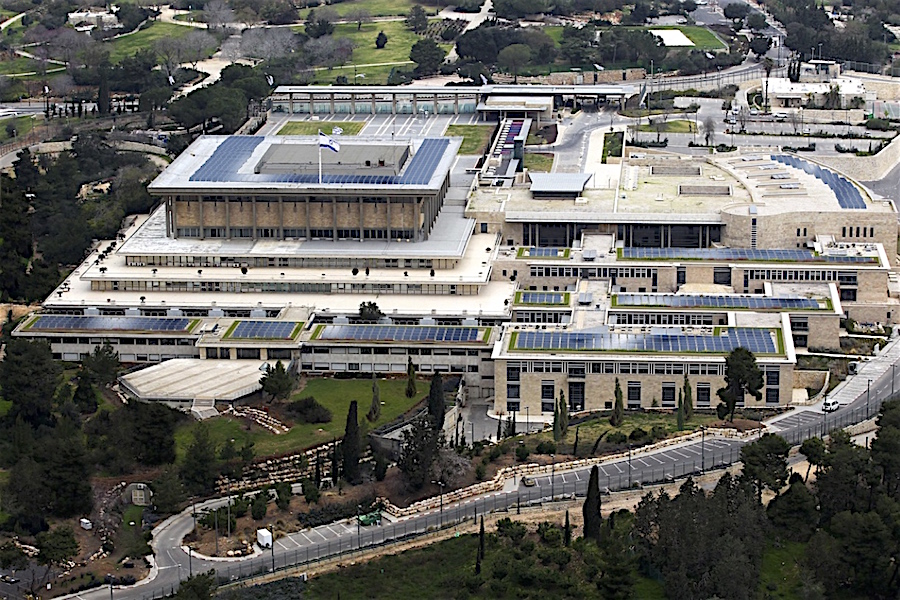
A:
[58, 346, 899, 600]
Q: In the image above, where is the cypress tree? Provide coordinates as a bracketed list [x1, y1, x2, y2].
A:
[572, 425, 580, 456]
[677, 392, 685, 431]
[479, 515, 485, 559]
[314, 449, 322, 488]
[610, 378, 624, 427]
[367, 375, 381, 422]
[405, 357, 417, 398]
[342, 401, 361, 483]
[428, 372, 445, 430]
[552, 401, 562, 442]
[331, 437, 340, 485]
[564, 510, 571, 547]
[559, 391, 569, 438]
[583, 465, 602, 540]
[683, 373, 694, 421]
[496, 413, 503, 441]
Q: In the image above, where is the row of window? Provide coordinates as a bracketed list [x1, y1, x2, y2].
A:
[610, 313, 717, 326]
[301, 363, 477, 373]
[39, 336, 195, 346]
[91, 280, 476, 295]
[126, 255, 439, 270]
[506, 361, 727, 378]
[305, 347, 483, 356]
[842, 226, 874, 238]
[180, 195, 421, 205]
[744, 269, 858, 285]
[528, 266, 659, 279]
[176, 228, 419, 241]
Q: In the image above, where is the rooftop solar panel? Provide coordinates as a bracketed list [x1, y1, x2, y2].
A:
[770, 154, 866, 209]
[229, 321, 298, 339]
[614, 294, 821, 310]
[318, 324, 481, 343]
[620, 247, 876, 263]
[513, 328, 778, 354]
[189, 137, 450, 187]
[29, 315, 192, 332]
[519, 292, 566, 304]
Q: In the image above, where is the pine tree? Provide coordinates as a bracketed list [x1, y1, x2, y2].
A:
[342, 401, 361, 483]
[428, 372, 445, 431]
[564, 510, 571, 547]
[583, 465, 602, 540]
[683, 374, 694, 421]
[610, 378, 624, 427]
[367, 376, 381, 422]
[405, 357, 417, 398]
[677, 391, 685, 431]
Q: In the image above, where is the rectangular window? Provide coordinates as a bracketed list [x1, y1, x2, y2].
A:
[627, 382, 641, 408]
[506, 401, 520, 412]
[766, 370, 780, 386]
[507, 365, 521, 382]
[480, 223, 488, 233]
[713, 267, 732, 286]
[541, 401, 554, 413]
[661, 383, 676, 408]
[766, 388, 779, 404]
[696, 383, 711, 406]
[507, 384, 520, 399]
[541, 381, 555, 400]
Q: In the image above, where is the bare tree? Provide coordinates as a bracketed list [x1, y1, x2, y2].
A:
[653, 110, 669, 143]
[702, 114, 716, 146]
[346, 8, 372, 31]
[788, 110, 800, 134]
[240, 27, 297, 61]
[220, 35, 243, 64]
[737, 107, 748, 133]
[154, 38, 180, 76]
[305, 35, 355, 69]
[178, 30, 216, 70]
[50, 28, 90, 67]
[203, 0, 234, 31]
[237, 7, 259, 29]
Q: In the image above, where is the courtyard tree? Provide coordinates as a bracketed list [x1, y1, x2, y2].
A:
[367, 375, 381, 422]
[0, 339, 61, 428]
[181, 421, 219, 495]
[749, 35, 772, 58]
[682, 373, 693, 421]
[583, 465, 602, 540]
[410, 39, 444, 77]
[376, 30, 388, 49]
[359, 301, 383, 321]
[398, 416, 440, 490]
[610, 378, 624, 427]
[497, 44, 531, 83]
[406, 5, 428, 33]
[346, 7, 372, 31]
[34, 527, 78, 594]
[406, 357, 417, 398]
[428, 372, 445, 431]
[800, 436, 826, 481]
[260, 360, 293, 402]
[717, 347, 763, 421]
[82, 340, 119, 385]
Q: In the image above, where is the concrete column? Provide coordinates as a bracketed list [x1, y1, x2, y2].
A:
[198, 197, 204, 240]
[350, 92, 356, 115]
[308, 93, 313, 116]
[278, 197, 284, 239]
[289, 92, 294, 114]
[225, 197, 231, 239]
[359, 196, 364, 241]
[386, 196, 391, 239]
[332, 197, 338, 240]
[252, 197, 258, 240]
[305, 197, 311, 239]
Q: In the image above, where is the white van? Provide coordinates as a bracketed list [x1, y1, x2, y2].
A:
[823, 398, 840, 413]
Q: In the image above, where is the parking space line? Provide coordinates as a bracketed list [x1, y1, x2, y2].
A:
[671, 449, 691, 459]
[648, 455, 664, 464]
[600, 466, 610, 477]
[312, 529, 328, 541]
[299, 532, 313, 545]
[613, 463, 623, 474]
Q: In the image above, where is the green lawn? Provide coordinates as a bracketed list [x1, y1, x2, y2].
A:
[638, 119, 697, 133]
[305, 0, 440, 18]
[0, 56, 43, 75]
[759, 541, 808, 599]
[105, 21, 193, 63]
[0, 115, 35, 141]
[329, 20, 451, 67]
[175, 377, 424, 459]
[0, 399, 11, 418]
[524, 152, 554, 172]
[649, 25, 727, 50]
[444, 124, 494, 155]
[277, 120, 365, 136]
[312, 63, 400, 85]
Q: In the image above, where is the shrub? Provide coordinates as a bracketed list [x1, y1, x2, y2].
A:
[251, 492, 268, 520]
[475, 463, 486, 480]
[607, 431, 627, 445]
[297, 495, 378, 529]
[650, 425, 667, 441]
[628, 427, 648, 442]
[515, 446, 530, 462]
[865, 118, 893, 131]
[496, 517, 526, 541]
[289, 396, 332, 424]
[535, 441, 557, 455]
[489, 446, 502, 461]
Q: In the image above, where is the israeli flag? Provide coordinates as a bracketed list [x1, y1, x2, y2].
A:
[319, 132, 340, 153]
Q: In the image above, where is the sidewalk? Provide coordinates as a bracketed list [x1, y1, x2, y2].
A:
[829, 330, 900, 404]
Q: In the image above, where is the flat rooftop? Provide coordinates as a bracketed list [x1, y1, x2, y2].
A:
[119, 359, 267, 402]
[148, 135, 461, 193]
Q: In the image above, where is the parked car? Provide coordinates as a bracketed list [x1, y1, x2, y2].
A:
[823, 398, 840, 412]
[522, 476, 536, 487]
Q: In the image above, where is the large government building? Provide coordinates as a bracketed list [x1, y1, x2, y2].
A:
[15, 124, 899, 419]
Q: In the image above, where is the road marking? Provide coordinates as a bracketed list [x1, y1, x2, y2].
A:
[312, 529, 328, 541]
[561, 474, 567, 483]
[299, 531, 313, 544]
[682, 446, 701, 455]
[613, 463, 623, 474]
[276, 540, 290, 550]
[574, 472, 581, 480]
[284, 535, 301, 547]
[326, 525, 342, 537]
[600, 466, 610, 477]
[648, 455, 664, 464]
[637, 458, 650, 467]
[671, 449, 691, 459]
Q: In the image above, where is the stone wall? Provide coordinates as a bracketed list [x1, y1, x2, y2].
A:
[815, 133, 900, 183]
[793, 370, 827, 393]
[491, 69, 646, 86]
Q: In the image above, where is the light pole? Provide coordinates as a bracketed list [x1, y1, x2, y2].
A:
[188, 546, 192, 577]
[525, 406, 529, 433]
[628, 444, 632, 488]
[550, 454, 555, 499]
[867, 379, 872, 418]
[356, 504, 361, 539]
[471, 421, 475, 447]
[432, 480, 445, 526]
[269, 524, 275, 573]
[701, 426, 707, 472]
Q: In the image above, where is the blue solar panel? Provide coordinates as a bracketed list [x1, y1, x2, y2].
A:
[29, 315, 191, 332]
[519, 292, 565, 304]
[615, 294, 820, 310]
[318, 325, 480, 343]
[771, 155, 866, 209]
[514, 328, 778, 354]
[229, 321, 298, 339]
[526, 248, 560, 257]
[189, 137, 450, 187]
[621, 247, 876, 264]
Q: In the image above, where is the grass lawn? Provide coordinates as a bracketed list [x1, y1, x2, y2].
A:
[0, 115, 35, 141]
[638, 119, 697, 133]
[0, 56, 43, 75]
[649, 25, 727, 50]
[524, 152, 554, 172]
[106, 21, 193, 63]
[305, 0, 440, 18]
[759, 541, 807, 599]
[0, 399, 11, 418]
[444, 124, 494, 155]
[277, 120, 365, 136]
[312, 63, 400, 85]
[175, 377, 424, 460]
[329, 20, 451, 67]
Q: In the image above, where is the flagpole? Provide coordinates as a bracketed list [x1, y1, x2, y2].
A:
[318, 129, 322, 185]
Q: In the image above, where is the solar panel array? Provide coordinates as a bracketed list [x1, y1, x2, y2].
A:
[29, 315, 191, 332]
[229, 321, 298, 339]
[318, 325, 480, 343]
[527, 248, 560, 257]
[519, 292, 566, 304]
[615, 294, 821, 310]
[514, 328, 777, 354]
[771, 155, 866, 209]
[189, 137, 450, 186]
[621, 247, 875, 263]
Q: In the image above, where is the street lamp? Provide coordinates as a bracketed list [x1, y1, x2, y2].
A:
[700, 426, 707, 472]
[269, 524, 275, 573]
[525, 406, 529, 434]
[550, 454, 555, 499]
[431, 480, 445, 526]
[867, 379, 872, 418]
[356, 504, 362, 539]
[628, 444, 632, 488]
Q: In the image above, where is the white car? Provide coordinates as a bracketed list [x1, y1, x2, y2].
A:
[823, 398, 840, 412]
